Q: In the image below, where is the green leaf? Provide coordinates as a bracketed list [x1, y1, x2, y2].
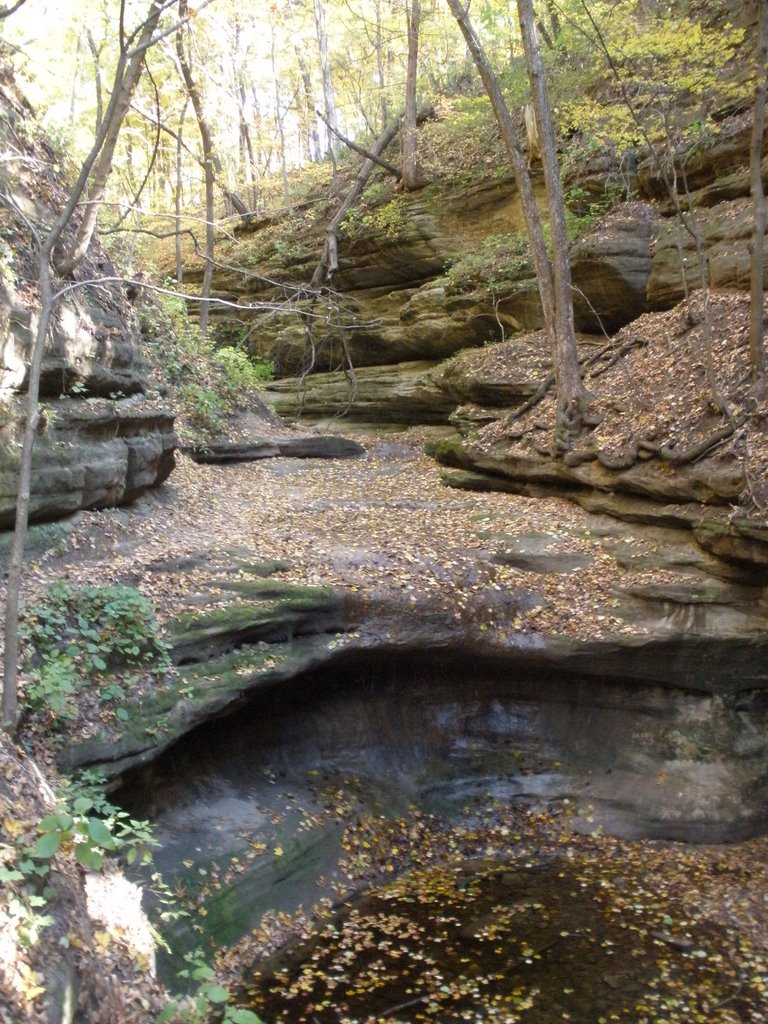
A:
[202, 984, 230, 1004]
[74, 844, 103, 871]
[73, 796, 93, 814]
[87, 817, 117, 850]
[226, 1010, 263, 1024]
[39, 811, 73, 832]
[31, 831, 61, 859]
[92, 655, 107, 672]
[116, 707, 130, 722]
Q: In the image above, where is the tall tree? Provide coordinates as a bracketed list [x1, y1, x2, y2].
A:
[312, 0, 340, 165]
[374, 0, 389, 129]
[54, 0, 166, 277]
[176, 0, 216, 339]
[0, 0, 29, 18]
[750, 0, 767, 381]
[402, 0, 422, 189]
[516, 0, 587, 436]
[445, 0, 588, 442]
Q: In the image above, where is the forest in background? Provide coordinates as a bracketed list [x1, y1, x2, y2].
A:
[3, 0, 757, 266]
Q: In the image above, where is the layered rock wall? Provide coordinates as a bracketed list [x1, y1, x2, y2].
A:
[0, 71, 176, 529]
[201, 108, 766, 399]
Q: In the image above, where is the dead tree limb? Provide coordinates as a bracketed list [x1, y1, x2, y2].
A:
[316, 109, 402, 180]
[310, 120, 400, 288]
[310, 106, 433, 290]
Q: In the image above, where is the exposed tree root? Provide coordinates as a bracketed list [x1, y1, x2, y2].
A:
[660, 419, 742, 465]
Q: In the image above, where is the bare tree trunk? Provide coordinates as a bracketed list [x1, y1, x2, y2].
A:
[750, 0, 768, 380]
[402, 0, 422, 189]
[175, 96, 188, 284]
[269, 22, 290, 207]
[0, 0, 30, 18]
[444, 1, 558, 389]
[54, 0, 164, 277]
[516, 0, 588, 434]
[69, 32, 84, 128]
[313, 0, 339, 167]
[295, 51, 321, 163]
[86, 29, 104, 133]
[238, 83, 260, 200]
[375, 0, 388, 129]
[1, 243, 51, 732]
[176, 0, 215, 339]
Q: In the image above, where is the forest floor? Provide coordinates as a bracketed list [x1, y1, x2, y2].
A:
[454, 290, 768, 514]
[3, 425, 768, 1022]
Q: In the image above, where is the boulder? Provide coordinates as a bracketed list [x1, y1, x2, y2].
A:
[570, 203, 658, 332]
[184, 406, 366, 462]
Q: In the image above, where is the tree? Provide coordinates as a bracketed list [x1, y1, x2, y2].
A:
[0, 1, 29, 18]
[313, 0, 340, 167]
[176, 0, 216, 339]
[1, 0, 199, 733]
[402, 0, 422, 189]
[53, 1, 166, 277]
[516, 0, 588, 438]
[445, 0, 588, 443]
[750, 0, 767, 381]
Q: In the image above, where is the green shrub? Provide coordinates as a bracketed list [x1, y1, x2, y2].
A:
[139, 290, 274, 440]
[20, 581, 171, 724]
[444, 232, 531, 296]
[0, 771, 161, 950]
[214, 347, 274, 391]
[177, 384, 226, 434]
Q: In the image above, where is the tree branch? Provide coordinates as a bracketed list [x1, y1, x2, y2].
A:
[315, 108, 402, 179]
[0, 0, 30, 19]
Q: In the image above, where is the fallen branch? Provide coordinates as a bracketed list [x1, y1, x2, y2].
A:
[309, 119, 400, 289]
[316, 109, 402, 180]
[310, 106, 434, 290]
